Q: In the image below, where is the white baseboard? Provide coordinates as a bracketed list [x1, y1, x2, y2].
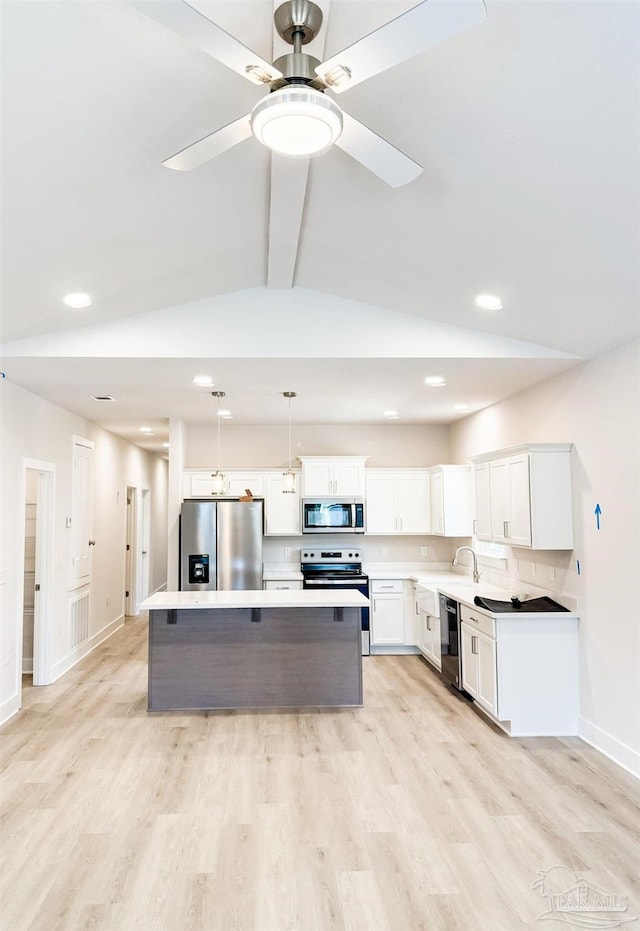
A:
[578, 715, 640, 779]
[0, 693, 21, 728]
[51, 615, 124, 683]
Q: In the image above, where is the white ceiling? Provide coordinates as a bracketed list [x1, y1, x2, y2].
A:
[1, 0, 638, 454]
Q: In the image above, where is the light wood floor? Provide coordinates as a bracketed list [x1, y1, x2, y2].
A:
[1, 615, 638, 931]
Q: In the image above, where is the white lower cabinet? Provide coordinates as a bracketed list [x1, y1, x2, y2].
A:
[263, 580, 303, 591]
[371, 581, 405, 646]
[371, 579, 414, 648]
[460, 620, 497, 716]
[459, 603, 579, 735]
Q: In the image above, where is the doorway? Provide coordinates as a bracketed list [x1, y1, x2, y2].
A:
[21, 460, 55, 691]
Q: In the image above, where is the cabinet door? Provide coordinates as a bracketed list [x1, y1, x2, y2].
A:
[472, 462, 492, 540]
[302, 461, 333, 496]
[476, 630, 498, 715]
[425, 614, 442, 669]
[397, 472, 430, 533]
[371, 594, 405, 645]
[489, 459, 510, 543]
[460, 622, 478, 697]
[264, 473, 300, 535]
[429, 471, 444, 535]
[332, 461, 364, 495]
[505, 455, 532, 546]
[365, 473, 397, 533]
[188, 472, 219, 497]
[226, 472, 264, 498]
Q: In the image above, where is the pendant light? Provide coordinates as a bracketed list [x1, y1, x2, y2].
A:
[211, 390, 226, 495]
[282, 391, 297, 494]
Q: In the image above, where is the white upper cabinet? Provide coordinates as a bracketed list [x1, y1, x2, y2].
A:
[427, 465, 472, 537]
[365, 470, 430, 534]
[263, 472, 301, 536]
[183, 470, 264, 498]
[471, 444, 574, 550]
[299, 457, 367, 496]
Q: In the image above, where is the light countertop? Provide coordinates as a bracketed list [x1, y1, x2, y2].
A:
[141, 590, 370, 611]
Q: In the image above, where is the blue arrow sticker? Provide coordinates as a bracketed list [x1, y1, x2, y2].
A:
[594, 503, 602, 530]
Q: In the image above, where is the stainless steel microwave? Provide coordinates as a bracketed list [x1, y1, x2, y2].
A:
[302, 498, 365, 534]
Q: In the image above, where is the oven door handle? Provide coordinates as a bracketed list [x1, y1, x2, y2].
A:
[304, 579, 367, 586]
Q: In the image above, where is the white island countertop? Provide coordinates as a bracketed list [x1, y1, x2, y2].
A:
[140, 590, 370, 611]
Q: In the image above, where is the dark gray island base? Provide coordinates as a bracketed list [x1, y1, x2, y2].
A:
[142, 591, 368, 711]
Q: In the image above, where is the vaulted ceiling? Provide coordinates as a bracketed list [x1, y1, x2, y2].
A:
[1, 0, 638, 452]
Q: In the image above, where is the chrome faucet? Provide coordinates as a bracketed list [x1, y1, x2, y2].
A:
[451, 545, 480, 583]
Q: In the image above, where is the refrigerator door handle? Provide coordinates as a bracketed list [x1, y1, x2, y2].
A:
[251, 608, 261, 623]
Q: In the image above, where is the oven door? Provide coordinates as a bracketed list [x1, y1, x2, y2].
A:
[302, 577, 370, 655]
[302, 499, 363, 534]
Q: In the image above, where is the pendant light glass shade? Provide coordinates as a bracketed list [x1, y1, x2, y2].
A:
[211, 391, 226, 495]
[282, 391, 297, 494]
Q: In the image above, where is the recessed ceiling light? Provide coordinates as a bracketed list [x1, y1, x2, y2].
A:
[454, 403, 471, 412]
[63, 292, 92, 309]
[140, 426, 154, 434]
[424, 375, 446, 388]
[383, 410, 399, 419]
[475, 293, 503, 311]
[192, 375, 215, 387]
[217, 409, 232, 418]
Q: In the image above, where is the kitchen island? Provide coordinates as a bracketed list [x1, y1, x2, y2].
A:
[140, 590, 368, 712]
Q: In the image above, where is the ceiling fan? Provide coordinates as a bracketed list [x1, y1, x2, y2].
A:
[131, 0, 486, 188]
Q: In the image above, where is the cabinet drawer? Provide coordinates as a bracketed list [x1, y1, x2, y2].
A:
[264, 580, 303, 591]
[370, 579, 404, 594]
[459, 604, 496, 638]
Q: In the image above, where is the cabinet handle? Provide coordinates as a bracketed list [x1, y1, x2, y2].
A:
[399, 517, 403, 530]
[426, 616, 431, 631]
[415, 601, 419, 615]
[468, 614, 480, 625]
[380, 585, 394, 589]
[503, 521, 510, 538]
[472, 635, 478, 654]
[473, 519, 477, 535]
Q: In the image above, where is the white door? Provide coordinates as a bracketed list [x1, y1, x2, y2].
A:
[141, 487, 151, 601]
[70, 436, 94, 588]
[21, 460, 55, 690]
[125, 487, 138, 615]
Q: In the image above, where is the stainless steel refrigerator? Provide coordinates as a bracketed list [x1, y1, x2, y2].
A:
[179, 499, 263, 591]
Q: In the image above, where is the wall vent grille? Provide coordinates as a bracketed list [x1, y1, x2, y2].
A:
[70, 593, 89, 648]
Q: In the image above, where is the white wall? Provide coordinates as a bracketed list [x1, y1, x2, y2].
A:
[449, 340, 640, 775]
[187, 423, 451, 469]
[0, 379, 168, 725]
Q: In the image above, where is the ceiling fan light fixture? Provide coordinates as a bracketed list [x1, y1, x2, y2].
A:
[251, 86, 342, 157]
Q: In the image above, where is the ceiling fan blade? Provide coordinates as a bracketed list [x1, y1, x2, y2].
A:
[162, 114, 252, 171]
[335, 112, 422, 188]
[129, 1, 282, 86]
[315, 0, 486, 93]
